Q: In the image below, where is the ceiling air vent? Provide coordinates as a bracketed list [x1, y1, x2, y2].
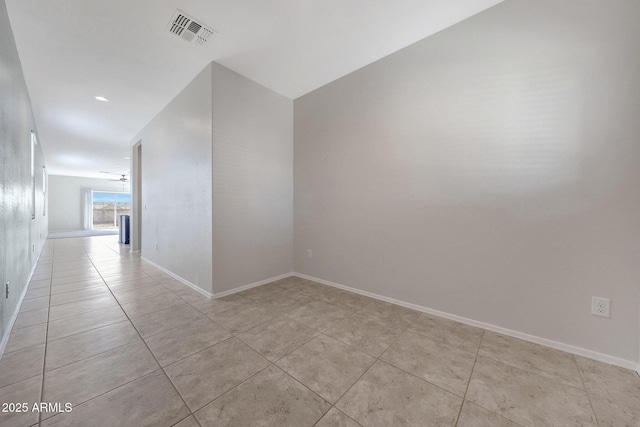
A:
[167, 10, 216, 47]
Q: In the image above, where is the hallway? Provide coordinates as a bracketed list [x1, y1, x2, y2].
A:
[0, 236, 638, 426]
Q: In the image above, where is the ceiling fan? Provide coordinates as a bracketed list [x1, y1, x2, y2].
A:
[105, 173, 129, 182]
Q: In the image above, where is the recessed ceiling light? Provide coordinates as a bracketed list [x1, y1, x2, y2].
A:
[94, 96, 109, 102]
[124, 157, 130, 160]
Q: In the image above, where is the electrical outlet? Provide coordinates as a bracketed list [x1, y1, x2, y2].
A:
[307, 249, 312, 259]
[591, 297, 610, 318]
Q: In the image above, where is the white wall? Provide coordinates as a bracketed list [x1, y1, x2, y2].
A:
[0, 0, 48, 348]
[211, 63, 293, 294]
[48, 175, 129, 231]
[294, 0, 640, 363]
[132, 64, 213, 293]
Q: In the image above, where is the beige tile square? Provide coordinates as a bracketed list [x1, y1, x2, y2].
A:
[131, 303, 205, 338]
[315, 408, 361, 427]
[51, 262, 91, 272]
[357, 299, 422, 332]
[210, 302, 277, 334]
[50, 279, 105, 295]
[95, 267, 139, 277]
[381, 330, 476, 396]
[195, 365, 330, 427]
[120, 292, 186, 318]
[589, 391, 640, 427]
[407, 313, 484, 353]
[576, 356, 640, 425]
[145, 317, 232, 366]
[466, 357, 596, 426]
[174, 287, 210, 306]
[237, 284, 287, 301]
[31, 273, 52, 282]
[576, 356, 640, 411]
[141, 269, 172, 280]
[28, 279, 52, 290]
[105, 276, 159, 291]
[188, 293, 249, 316]
[158, 280, 188, 293]
[315, 287, 373, 311]
[165, 337, 270, 411]
[291, 281, 327, 298]
[101, 271, 149, 283]
[41, 371, 189, 427]
[43, 341, 159, 409]
[52, 269, 97, 279]
[268, 276, 306, 290]
[48, 295, 118, 321]
[0, 344, 44, 388]
[479, 332, 583, 389]
[97, 263, 139, 283]
[47, 306, 127, 341]
[12, 307, 49, 330]
[456, 401, 521, 427]
[19, 296, 50, 313]
[4, 322, 47, 354]
[0, 375, 42, 427]
[336, 360, 461, 427]
[51, 273, 102, 286]
[237, 317, 318, 362]
[45, 321, 141, 371]
[173, 416, 200, 427]
[112, 284, 172, 304]
[286, 300, 353, 331]
[325, 313, 403, 357]
[49, 286, 111, 307]
[25, 285, 51, 299]
[256, 292, 313, 315]
[277, 334, 375, 403]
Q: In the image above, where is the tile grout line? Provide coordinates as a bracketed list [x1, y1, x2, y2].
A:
[76, 239, 199, 425]
[36, 239, 625, 426]
[37, 240, 56, 426]
[33, 238, 151, 423]
[207, 281, 478, 424]
[162, 288, 338, 422]
[574, 354, 602, 427]
[453, 329, 485, 427]
[304, 313, 414, 425]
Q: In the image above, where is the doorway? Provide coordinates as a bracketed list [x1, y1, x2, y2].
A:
[91, 191, 131, 229]
[131, 141, 142, 252]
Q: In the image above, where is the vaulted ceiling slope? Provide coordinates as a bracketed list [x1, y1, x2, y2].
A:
[5, 0, 504, 178]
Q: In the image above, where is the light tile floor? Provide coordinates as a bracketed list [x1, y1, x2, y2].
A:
[1, 236, 639, 426]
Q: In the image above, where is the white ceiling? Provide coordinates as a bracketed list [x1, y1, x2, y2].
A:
[6, 0, 504, 179]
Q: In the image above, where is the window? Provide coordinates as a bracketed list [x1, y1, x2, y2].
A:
[30, 131, 37, 220]
[92, 191, 131, 229]
[42, 166, 47, 216]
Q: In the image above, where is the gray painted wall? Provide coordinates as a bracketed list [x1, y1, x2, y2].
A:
[48, 175, 130, 232]
[1, 0, 48, 347]
[132, 64, 213, 293]
[211, 63, 293, 294]
[132, 62, 294, 295]
[294, 0, 640, 362]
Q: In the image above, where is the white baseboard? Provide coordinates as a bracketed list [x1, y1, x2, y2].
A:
[212, 272, 295, 299]
[141, 257, 213, 298]
[293, 272, 638, 372]
[140, 259, 293, 301]
[0, 256, 40, 359]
